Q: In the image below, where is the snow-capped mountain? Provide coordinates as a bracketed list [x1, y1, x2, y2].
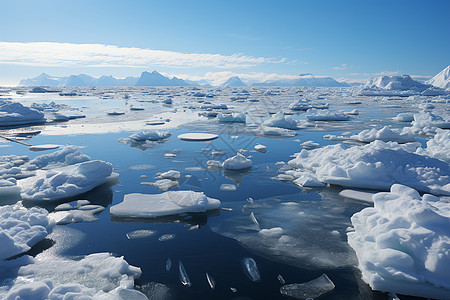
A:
[221, 76, 247, 87]
[252, 74, 348, 87]
[19, 73, 60, 86]
[427, 65, 450, 90]
[135, 71, 190, 86]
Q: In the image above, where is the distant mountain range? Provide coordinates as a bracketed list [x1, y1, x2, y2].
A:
[19, 71, 357, 88]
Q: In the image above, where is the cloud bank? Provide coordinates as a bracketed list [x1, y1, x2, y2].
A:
[0, 42, 282, 69]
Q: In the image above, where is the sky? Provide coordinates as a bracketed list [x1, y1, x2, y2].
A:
[0, 0, 449, 86]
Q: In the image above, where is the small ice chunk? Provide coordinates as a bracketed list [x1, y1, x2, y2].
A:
[178, 133, 218, 141]
[292, 172, 324, 187]
[129, 130, 171, 141]
[159, 170, 181, 180]
[147, 179, 179, 191]
[242, 258, 261, 282]
[222, 153, 252, 170]
[249, 212, 260, 229]
[159, 234, 175, 241]
[126, 230, 157, 239]
[306, 108, 350, 121]
[179, 261, 192, 287]
[263, 112, 298, 130]
[280, 273, 335, 299]
[301, 141, 319, 150]
[254, 144, 267, 153]
[220, 184, 237, 191]
[217, 112, 246, 123]
[164, 153, 176, 158]
[29, 144, 60, 152]
[185, 167, 204, 172]
[207, 160, 222, 168]
[206, 272, 215, 289]
[278, 274, 286, 285]
[166, 258, 172, 271]
[259, 227, 284, 238]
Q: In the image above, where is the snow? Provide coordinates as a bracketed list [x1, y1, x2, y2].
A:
[393, 112, 414, 122]
[178, 133, 218, 141]
[416, 128, 450, 163]
[0, 253, 145, 299]
[222, 153, 252, 170]
[0, 100, 46, 126]
[262, 111, 298, 129]
[129, 130, 171, 141]
[259, 126, 296, 137]
[110, 190, 221, 218]
[280, 274, 335, 299]
[18, 160, 117, 201]
[347, 184, 450, 299]
[28, 145, 91, 169]
[288, 140, 450, 195]
[0, 203, 54, 260]
[350, 126, 415, 143]
[306, 108, 350, 121]
[427, 65, 450, 89]
[217, 112, 246, 123]
[363, 75, 430, 92]
[408, 112, 450, 135]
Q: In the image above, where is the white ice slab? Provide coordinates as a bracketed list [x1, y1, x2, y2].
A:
[222, 153, 252, 170]
[110, 190, 221, 218]
[178, 133, 218, 141]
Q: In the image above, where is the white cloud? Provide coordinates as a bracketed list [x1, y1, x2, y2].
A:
[0, 42, 283, 69]
[332, 64, 347, 70]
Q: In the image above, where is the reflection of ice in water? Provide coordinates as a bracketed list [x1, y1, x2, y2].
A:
[211, 190, 358, 268]
[280, 273, 335, 299]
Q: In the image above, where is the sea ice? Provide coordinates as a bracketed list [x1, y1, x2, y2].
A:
[254, 144, 267, 153]
[126, 229, 157, 239]
[0, 100, 46, 126]
[28, 144, 60, 152]
[48, 204, 105, 225]
[416, 128, 450, 163]
[288, 140, 450, 195]
[28, 145, 91, 170]
[222, 153, 252, 170]
[19, 160, 117, 201]
[288, 99, 329, 110]
[159, 170, 181, 180]
[347, 184, 450, 299]
[129, 130, 171, 141]
[241, 258, 261, 282]
[338, 189, 375, 203]
[280, 273, 335, 299]
[220, 183, 237, 191]
[110, 190, 221, 218]
[350, 126, 415, 143]
[177, 133, 219, 141]
[259, 126, 297, 137]
[217, 112, 246, 123]
[263, 111, 298, 130]
[144, 179, 179, 191]
[0, 253, 145, 299]
[0, 203, 54, 260]
[179, 261, 191, 287]
[306, 108, 350, 121]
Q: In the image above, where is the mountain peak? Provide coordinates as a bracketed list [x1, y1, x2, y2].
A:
[221, 76, 246, 87]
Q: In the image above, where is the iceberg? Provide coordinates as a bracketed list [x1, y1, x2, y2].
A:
[0, 203, 54, 260]
[427, 65, 450, 89]
[217, 112, 246, 123]
[416, 128, 450, 163]
[110, 190, 221, 218]
[347, 184, 450, 299]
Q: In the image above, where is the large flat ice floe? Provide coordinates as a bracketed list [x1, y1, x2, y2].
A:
[110, 190, 220, 218]
[0, 253, 146, 299]
[0, 203, 54, 260]
[347, 184, 450, 299]
[0, 100, 46, 126]
[288, 140, 450, 195]
[18, 160, 117, 201]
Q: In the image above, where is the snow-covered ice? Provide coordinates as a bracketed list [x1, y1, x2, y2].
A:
[254, 144, 267, 153]
[306, 108, 350, 121]
[129, 130, 171, 141]
[0, 100, 46, 126]
[217, 112, 246, 123]
[347, 184, 450, 299]
[0, 203, 54, 260]
[262, 111, 298, 130]
[350, 126, 415, 143]
[288, 140, 450, 195]
[110, 190, 221, 218]
[222, 153, 252, 170]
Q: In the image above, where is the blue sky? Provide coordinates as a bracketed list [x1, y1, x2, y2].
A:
[1, 0, 449, 85]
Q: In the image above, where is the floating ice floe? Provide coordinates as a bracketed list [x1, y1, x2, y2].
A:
[217, 112, 246, 123]
[262, 112, 299, 130]
[350, 126, 415, 143]
[0, 100, 46, 127]
[288, 99, 329, 110]
[288, 140, 450, 195]
[129, 130, 171, 141]
[254, 144, 267, 153]
[178, 133, 219, 141]
[259, 126, 297, 137]
[393, 112, 414, 122]
[110, 190, 221, 218]
[0, 203, 54, 260]
[179, 261, 191, 287]
[18, 160, 118, 201]
[49, 200, 105, 225]
[220, 183, 237, 191]
[347, 184, 450, 299]
[306, 108, 350, 121]
[407, 112, 450, 135]
[280, 273, 335, 299]
[0, 253, 145, 299]
[142, 179, 179, 191]
[338, 189, 376, 204]
[159, 170, 181, 180]
[126, 229, 157, 239]
[241, 258, 261, 282]
[28, 144, 60, 152]
[28, 145, 91, 170]
[222, 153, 252, 170]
